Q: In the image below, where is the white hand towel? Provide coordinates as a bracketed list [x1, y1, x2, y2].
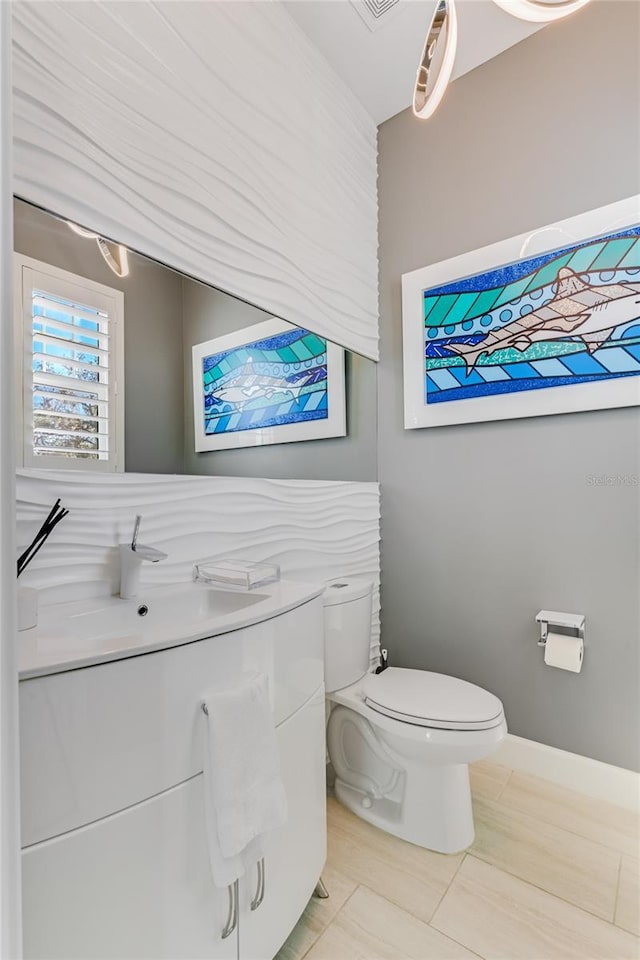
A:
[202, 673, 287, 888]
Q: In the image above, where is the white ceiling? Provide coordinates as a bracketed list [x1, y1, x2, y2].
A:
[284, 0, 544, 125]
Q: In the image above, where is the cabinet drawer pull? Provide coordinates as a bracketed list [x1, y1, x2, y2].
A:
[250, 857, 265, 911]
[221, 880, 238, 938]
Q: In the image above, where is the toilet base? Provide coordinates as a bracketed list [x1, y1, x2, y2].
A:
[333, 759, 474, 854]
[327, 685, 506, 855]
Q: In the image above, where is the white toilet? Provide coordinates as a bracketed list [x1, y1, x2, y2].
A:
[323, 578, 507, 854]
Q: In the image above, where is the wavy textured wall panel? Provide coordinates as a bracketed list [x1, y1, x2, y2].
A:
[12, 1, 379, 359]
[16, 470, 381, 663]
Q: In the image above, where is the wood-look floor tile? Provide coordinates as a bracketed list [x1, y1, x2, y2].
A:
[470, 795, 621, 920]
[432, 855, 640, 960]
[616, 857, 640, 937]
[470, 760, 511, 801]
[305, 885, 480, 960]
[326, 797, 462, 924]
[499, 772, 640, 858]
[274, 865, 358, 960]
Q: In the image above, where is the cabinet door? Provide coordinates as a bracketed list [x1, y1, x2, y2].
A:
[238, 689, 327, 960]
[22, 775, 237, 960]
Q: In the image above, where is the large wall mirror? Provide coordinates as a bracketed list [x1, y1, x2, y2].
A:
[13, 198, 377, 482]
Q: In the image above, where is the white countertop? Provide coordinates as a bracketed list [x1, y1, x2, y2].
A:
[18, 579, 324, 680]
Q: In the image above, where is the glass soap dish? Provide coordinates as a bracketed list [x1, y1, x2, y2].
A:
[193, 558, 280, 591]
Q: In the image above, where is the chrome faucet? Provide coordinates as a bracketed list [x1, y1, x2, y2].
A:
[119, 515, 167, 599]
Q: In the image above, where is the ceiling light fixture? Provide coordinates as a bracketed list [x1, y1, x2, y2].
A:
[413, 0, 591, 122]
[491, 0, 592, 23]
[67, 221, 130, 278]
[413, 0, 458, 120]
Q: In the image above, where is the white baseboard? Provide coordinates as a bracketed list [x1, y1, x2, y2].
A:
[493, 734, 640, 813]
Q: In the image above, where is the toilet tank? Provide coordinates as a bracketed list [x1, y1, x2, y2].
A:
[323, 578, 373, 694]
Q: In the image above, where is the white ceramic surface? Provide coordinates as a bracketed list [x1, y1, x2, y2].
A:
[18, 578, 322, 679]
[327, 678, 506, 854]
[363, 668, 505, 730]
[323, 578, 373, 694]
[322, 583, 506, 853]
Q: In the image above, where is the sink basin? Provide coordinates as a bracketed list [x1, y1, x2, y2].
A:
[19, 578, 323, 680]
[66, 584, 267, 642]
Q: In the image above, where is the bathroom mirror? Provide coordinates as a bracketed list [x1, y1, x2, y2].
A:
[13, 198, 377, 481]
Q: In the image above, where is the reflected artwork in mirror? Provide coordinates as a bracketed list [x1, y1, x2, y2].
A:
[193, 318, 345, 451]
[13, 198, 377, 482]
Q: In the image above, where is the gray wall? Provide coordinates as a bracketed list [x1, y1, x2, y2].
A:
[182, 277, 378, 481]
[13, 199, 185, 474]
[378, 0, 640, 770]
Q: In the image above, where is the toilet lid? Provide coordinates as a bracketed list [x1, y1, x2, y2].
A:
[363, 668, 504, 730]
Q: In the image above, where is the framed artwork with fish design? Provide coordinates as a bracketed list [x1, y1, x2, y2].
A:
[192, 317, 346, 451]
[402, 196, 640, 428]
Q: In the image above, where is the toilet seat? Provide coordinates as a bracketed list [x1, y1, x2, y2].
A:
[362, 668, 504, 731]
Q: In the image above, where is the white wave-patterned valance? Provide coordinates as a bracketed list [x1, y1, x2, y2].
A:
[12, 1, 379, 359]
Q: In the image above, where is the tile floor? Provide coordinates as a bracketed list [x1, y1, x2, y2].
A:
[276, 760, 640, 960]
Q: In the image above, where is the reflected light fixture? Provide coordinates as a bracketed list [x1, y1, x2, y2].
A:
[491, 0, 592, 22]
[413, 0, 458, 120]
[67, 221, 130, 278]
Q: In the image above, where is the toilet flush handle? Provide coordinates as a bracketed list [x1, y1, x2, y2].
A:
[375, 649, 389, 674]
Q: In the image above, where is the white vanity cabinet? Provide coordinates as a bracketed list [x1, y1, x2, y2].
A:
[22, 774, 236, 960]
[20, 591, 326, 960]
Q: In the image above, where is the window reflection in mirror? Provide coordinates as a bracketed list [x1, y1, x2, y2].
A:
[13, 198, 377, 482]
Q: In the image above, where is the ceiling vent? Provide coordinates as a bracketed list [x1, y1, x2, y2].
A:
[350, 0, 403, 32]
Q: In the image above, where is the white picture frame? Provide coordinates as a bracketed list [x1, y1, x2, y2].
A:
[402, 196, 640, 429]
[192, 317, 346, 451]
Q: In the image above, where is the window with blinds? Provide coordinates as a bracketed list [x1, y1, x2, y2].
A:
[15, 256, 125, 471]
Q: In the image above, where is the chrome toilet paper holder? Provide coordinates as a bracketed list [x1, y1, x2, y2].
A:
[535, 610, 585, 647]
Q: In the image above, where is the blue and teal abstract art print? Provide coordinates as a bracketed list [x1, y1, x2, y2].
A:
[201, 327, 328, 436]
[423, 225, 640, 405]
